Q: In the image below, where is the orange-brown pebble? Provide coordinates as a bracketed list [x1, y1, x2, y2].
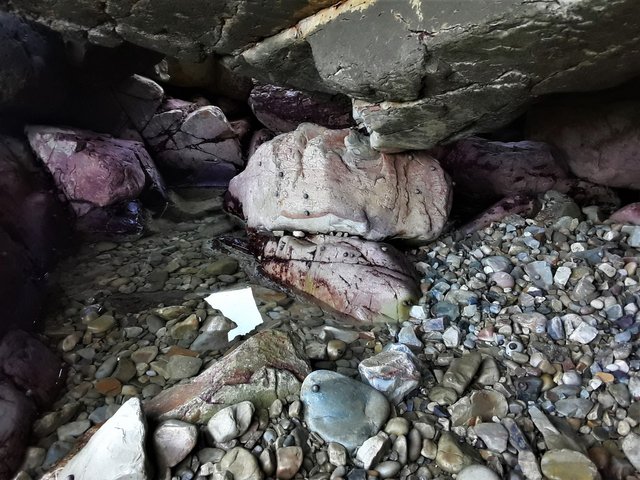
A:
[95, 377, 122, 396]
[595, 371, 615, 383]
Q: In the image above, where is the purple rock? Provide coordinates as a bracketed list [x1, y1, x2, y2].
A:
[459, 195, 541, 236]
[25, 126, 151, 215]
[609, 203, 640, 225]
[434, 137, 568, 201]
[257, 234, 420, 324]
[229, 124, 452, 242]
[249, 84, 353, 134]
[0, 330, 62, 408]
[528, 99, 640, 189]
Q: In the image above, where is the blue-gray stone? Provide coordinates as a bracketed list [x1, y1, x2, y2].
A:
[432, 301, 459, 321]
[398, 325, 423, 350]
[524, 261, 553, 289]
[547, 316, 565, 340]
[301, 370, 390, 450]
[482, 255, 513, 273]
[43, 441, 73, 469]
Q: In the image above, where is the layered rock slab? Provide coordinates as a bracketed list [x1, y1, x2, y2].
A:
[145, 330, 310, 423]
[228, 124, 451, 242]
[257, 234, 420, 324]
[230, 0, 640, 151]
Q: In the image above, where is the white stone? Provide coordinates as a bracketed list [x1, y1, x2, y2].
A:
[207, 401, 255, 443]
[568, 322, 598, 344]
[41, 398, 150, 480]
[457, 464, 501, 480]
[356, 433, 390, 470]
[442, 326, 461, 347]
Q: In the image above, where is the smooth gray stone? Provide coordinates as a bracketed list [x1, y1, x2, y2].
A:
[300, 370, 390, 450]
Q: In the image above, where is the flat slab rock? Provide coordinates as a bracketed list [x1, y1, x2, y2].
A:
[228, 123, 451, 242]
[145, 330, 310, 423]
[257, 234, 420, 323]
[41, 398, 150, 480]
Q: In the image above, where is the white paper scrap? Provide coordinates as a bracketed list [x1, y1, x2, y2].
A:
[205, 287, 264, 341]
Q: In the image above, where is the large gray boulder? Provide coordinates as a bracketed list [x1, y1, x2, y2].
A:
[2, 0, 338, 58]
[227, 123, 451, 243]
[229, 0, 640, 151]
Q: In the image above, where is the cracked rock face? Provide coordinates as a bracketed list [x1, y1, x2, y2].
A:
[257, 234, 420, 323]
[228, 124, 451, 242]
[142, 99, 243, 187]
[25, 126, 153, 216]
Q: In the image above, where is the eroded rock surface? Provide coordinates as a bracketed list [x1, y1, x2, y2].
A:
[228, 124, 451, 242]
[230, 0, 640, 151]
[435, 137, 568, 202]
[249, 84, 353, 133]
[258, 234, 420, 323]
[143, 99, 243, 187]
[2, 0, 339, 59]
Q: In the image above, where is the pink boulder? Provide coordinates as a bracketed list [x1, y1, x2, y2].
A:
[228, 124, 452, 243]
[257, 234, 420, 324]
[609, 203, 640, 225]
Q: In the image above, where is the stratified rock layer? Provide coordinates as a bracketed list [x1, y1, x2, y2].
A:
[258, 234, 420, 323]
[228, 124, 451, 242]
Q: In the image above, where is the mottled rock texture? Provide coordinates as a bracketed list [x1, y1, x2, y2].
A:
[1, 0, 338, 59]
[230, 0, 640, 151]
[6, 1, 639, 152]
[142, 99, 243, 187]
[434, 137, 568, 202]
[258, 234, 420, 323]
[25, 126, 154, 215]
[228, 124, 451, 242]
